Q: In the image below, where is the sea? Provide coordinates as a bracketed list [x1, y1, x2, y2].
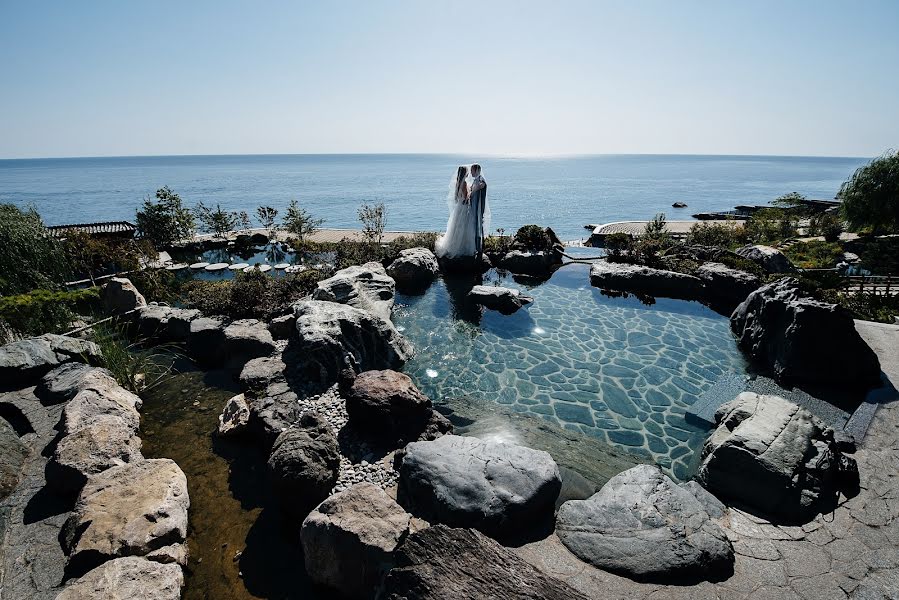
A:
[0, 154, 868, 241]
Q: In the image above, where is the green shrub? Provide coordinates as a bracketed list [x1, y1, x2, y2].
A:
[183, 268, 325, 320]
[0, 287, 99, 340]
[685, 222, 749, 249]
[89, 323, 177, 392]
[856, 237, 899, 276]
[816, 289, 899, 324]
[0, 204, 71, 295]
[838, 150, 899, 234]
[784, 240, 844, 270]
[135, 186, 195, 249]
[808, 212, 844, 243]
[513, 225, 553, 252]
[744, 208, 798, 244]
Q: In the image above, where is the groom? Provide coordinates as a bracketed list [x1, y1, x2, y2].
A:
[469, 163, 487, 260]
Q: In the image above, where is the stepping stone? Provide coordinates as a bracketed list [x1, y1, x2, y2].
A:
[205, 263, 229, 271]
[165, 263, 188, 271]
[274, 263, 290, 270]
[242, 266, 256, 272]
[258, 265, 272, 272]
[189, 262, 209, 269]
[285, 265, 306, 273]
[229, 263, 249, 270]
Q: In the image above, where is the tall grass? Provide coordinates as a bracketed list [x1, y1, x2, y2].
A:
[88, 323, 180, 392]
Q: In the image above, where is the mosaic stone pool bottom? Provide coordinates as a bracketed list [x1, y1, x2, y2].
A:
[393, 263, 749, 481]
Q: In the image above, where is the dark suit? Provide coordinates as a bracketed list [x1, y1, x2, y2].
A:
[471, 176, 487, 258]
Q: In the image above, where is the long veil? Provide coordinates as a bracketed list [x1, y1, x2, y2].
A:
[435, 169, 477, 258]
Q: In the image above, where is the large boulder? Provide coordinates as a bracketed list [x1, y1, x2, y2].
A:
[0, 334, 102, 386]
[62, 459, 190, 574]
[735, 244, 795, 273]
[696, 393, 859, 522]
[555, 464, 734, 581]
[343, 369, 451, 446]
[222, 319, 277, 367]
[55, 556, 183, 600]
[0, 416, 27, 501]
[61, 386, 142, 435]
[496, 250, 561, 276]
[313, 262, 396, 322]
[267, 413, 341, 512]
[35, 363, 121, 404]
[186, 317, 227, 366]
[48, 415, 144, 493]
[438, 254, 492, 274]
[165, 307, 201, 341]
[589, 260, 703, 300]
[293, 300, 413, 383]
[730, 278, 881, 386]
[246, 383, 302, 446]
[379, 524, 589, 600]
[217, 393, 250, 437]
[302, 483, 411, 599]
[101, 277, 147, 316]
[387, 247, 439, 292]
[696, 262, 761, 310]
[467, 285, 534, 314]
[397, 435, 561, 535]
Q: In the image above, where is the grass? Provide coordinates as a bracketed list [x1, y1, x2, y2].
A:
[88, 323, 180, 392]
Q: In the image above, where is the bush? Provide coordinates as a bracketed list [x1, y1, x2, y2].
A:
[89, 323, 177, 392]
[183, 268, 325, 320]
[838, 150, 899, 234]
[513, 225, 553, 252]
[0, 287, 99, 340]
[856, 237, 899, 275]
[358, 203, 387, 246]
[784, 240, 845, 270]
[604, 232, 632, 258]
[0, 204, 71, 295]
[685, 222, 749, 249]
[194, 201, 239, 238]
[135, 187, 195, 248]
[817, 289, 899, 324]
[284, 199, 324, 245]
[744, 208, 798, 244]
[63, 232, 155, 284]
[126, 268, 183, 303]
[809, 212, 844, 242]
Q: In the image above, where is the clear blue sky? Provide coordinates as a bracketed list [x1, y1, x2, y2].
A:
[1, 0, 897, 158]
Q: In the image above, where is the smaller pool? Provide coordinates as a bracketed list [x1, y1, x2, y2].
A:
[169, 244, 331, 281]
[394, 259, 749, 480]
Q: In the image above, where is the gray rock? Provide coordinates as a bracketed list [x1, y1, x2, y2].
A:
[34, 363, 120, 405]
[313, 262, 396, 322]
[696, 392, 859, 522]
[101, 278, 147, 316]
[55, 556, 183, 600]
[48, 415, 143, 493]
[397, 434, 561, 535]
[468, 285, 534, 314]
[379, 524, 589, 600]
[217, 393, 250, 437]
[497, 249, 561, 275]
[268, 313, 297, 340]
[186, 316, 226, 366]
[222, 319, 276, 367]
[438, 254, 492, 274]
[246, 385, 301, 446]
[344, 369, 451, 447]
[680, 480, 726, 518]
[731, 278, 881, 386]
[386, 248, 439, 291]
[735, 244, 795, 273]
[135, 304, 174, 338]
[0, 416, 27, 501]
[267, 413, 341, 511]
[239, 354, 286, 393]
[590, 260, 704, 300]
[556, 464, 734, 580]
[293, 300, 413, 383]
[62, 459, 189, 574]
[302, 483, 411, 599]
[61, 386, 142, 435]
[164, 308, 200, 341]
[0, 335, 102, 386]
[696, 262, 761, 310]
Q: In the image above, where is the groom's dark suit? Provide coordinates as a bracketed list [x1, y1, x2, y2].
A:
[470, 174, 487, 259]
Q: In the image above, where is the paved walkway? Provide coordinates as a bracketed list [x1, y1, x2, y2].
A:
[516, 321, 899, 599]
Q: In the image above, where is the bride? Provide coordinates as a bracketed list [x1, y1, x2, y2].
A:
[435, 166, 490, 258]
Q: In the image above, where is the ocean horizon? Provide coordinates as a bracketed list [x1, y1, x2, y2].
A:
[0, 153, 869, 240]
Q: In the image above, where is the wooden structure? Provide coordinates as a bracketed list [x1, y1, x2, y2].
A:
[47, 221, 137, 240]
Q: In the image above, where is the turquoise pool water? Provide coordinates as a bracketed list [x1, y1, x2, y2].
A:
[393, 259, 748, 480]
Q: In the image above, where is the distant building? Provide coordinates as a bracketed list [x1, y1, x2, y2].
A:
[46, 221, 137, 240]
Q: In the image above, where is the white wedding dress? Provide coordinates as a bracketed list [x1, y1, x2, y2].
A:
[435, 174, 490, 258]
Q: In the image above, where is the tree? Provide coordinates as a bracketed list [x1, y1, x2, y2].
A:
[0, 203, 70, 295]
[194, 201, 239, 238]
[135, 186, 195, 248]
[358, 202, 387, 246]
[283, 199, 323, 244]
[838, 151, 899, 234]
[256, 206, 279, 236]
[237, 211, 252, 233]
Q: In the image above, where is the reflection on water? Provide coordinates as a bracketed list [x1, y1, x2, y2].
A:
[394, 260, 749, 480]
[140, 365, 323, 600]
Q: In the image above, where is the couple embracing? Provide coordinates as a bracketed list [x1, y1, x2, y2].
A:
[435, 163, 491, 261]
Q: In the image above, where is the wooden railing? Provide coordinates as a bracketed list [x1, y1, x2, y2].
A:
[801, 269, 896, 296]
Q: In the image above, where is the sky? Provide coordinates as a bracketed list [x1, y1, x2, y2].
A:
[1, 0, 897, 159]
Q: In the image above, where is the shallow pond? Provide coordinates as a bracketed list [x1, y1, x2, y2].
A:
[394, 254, 749, 480]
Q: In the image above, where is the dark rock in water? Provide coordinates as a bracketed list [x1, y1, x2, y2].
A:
[696, 392, 860, 523]
[63, 458, 189, 576]
[556, 464, 734, 581]
[386, 247, 439, 292]
[34, 363, 120, 405]
[302, 483, 411, 600]
[672, 202, 688, 208]
[467, 285, 534, 314]
[397, 434, 561, 536]
[250, 232, 269, 245]
[186, 317, 227, 366]
[164, 308, 201, 341]
[136, 304, 200, 341]
[292, 300, 413, 384]
[378, 524, 589, 600]
[0, 334, 102, 387]
[730, 278, 881, 386]
[222, 319, 277, 368]
[0, 416, 27, 501]
[313, 262, 396, 322]
[55, 556, 184, 600]
[696, 262, 761, 311]
[735, 244, 795, 274]
[496, 249, 562, 275]
[590, 260, 703, 300]
[100, 277, 147, 316]
[345, 369, 451, 447]
[246, 384, 301, 446]
[267, 413, 340, 512]
[437, 254, 492, 274]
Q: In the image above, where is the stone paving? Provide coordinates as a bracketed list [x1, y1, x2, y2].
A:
[515, 322, 899, 599]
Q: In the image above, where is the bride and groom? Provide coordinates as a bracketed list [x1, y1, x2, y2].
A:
[435, 163, 491, 261]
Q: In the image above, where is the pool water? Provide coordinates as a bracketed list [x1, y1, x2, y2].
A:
[393, 259, 749, 480]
